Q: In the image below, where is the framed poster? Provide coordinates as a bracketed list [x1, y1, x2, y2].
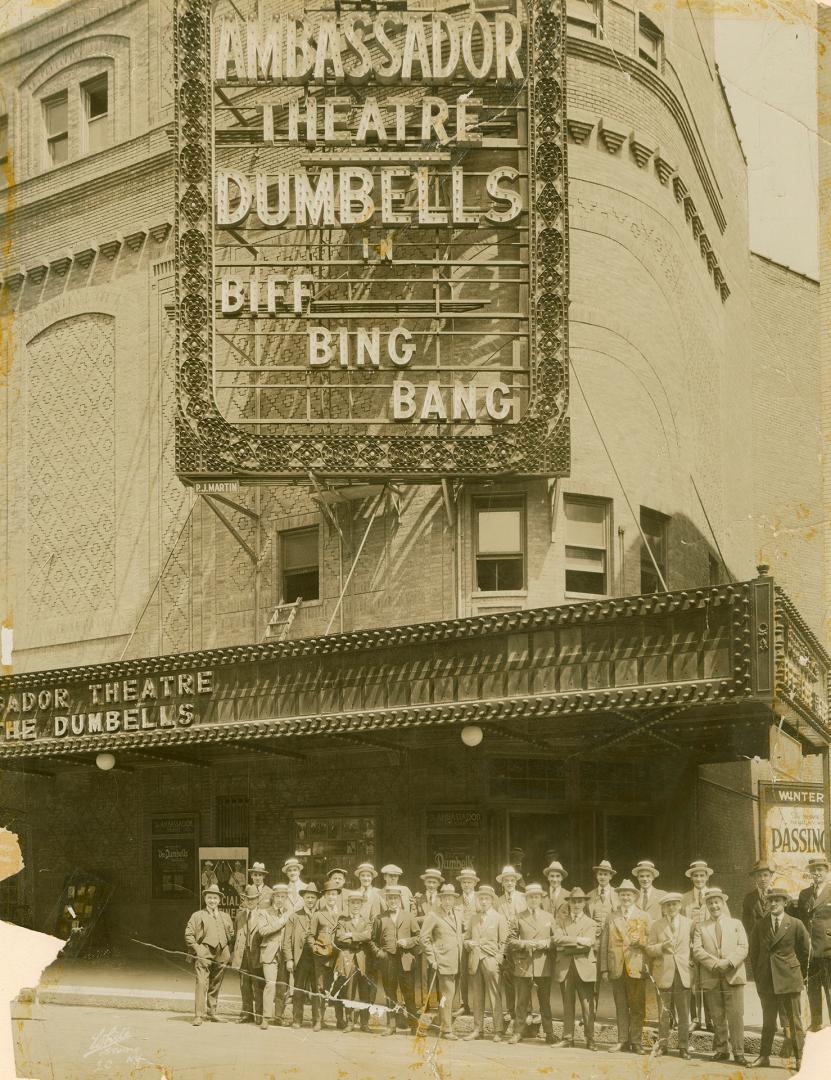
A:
[198, 846, 248, 917]
[758, 782, 826, 896]
[151, 814, 197, 901]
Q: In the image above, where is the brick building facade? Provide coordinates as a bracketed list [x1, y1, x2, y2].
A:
[0, 0, 828, 955]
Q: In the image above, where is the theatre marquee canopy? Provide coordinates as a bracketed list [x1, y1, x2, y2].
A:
[0, 576, 828, 769]
[173, 0, 570, 483]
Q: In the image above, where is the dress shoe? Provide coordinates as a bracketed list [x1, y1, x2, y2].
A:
[508, 1033, 522, 1045]
[312, 1021, 322, 1032]
[443, 1032, 458, 1041]
[260, 1021, 269, 1031]
[679, 1049, 691, 1060]
[631, 1046, 645, 1055]
[206, 1014, 219, 1023]
[343, 1022, 353, 1033]
[464, 1030, 482, 1041]
[713, 1051, 730, 1062]
[608, 1042, 625, 1053]
[493, 1034, 502, 1043]
[734, 1056, 748, 1067]
[586, 1042, 598, 1052]
[237, 1016, 252, 1024]
[382, 1027, 395, 1037]
[750, 1056, 771, 1068]
[550, 1038, 572, 1048]
[360, 1024, 370, 1034]
[192, 1017, 203, 1027]
[291, 1021, 301, 1029]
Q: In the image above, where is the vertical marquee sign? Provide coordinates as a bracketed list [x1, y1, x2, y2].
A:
[174, 0, 569, 481]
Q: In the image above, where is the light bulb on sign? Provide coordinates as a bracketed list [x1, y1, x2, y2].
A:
[460, 725, 483, 748]
[96, 752, 116, 771]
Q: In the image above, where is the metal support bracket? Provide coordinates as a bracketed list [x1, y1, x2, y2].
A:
[308, 472, 346, 543]
[202, 495, 258, 564]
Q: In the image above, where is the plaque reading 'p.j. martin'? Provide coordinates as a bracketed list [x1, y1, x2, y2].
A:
[174, 0, 570, 481]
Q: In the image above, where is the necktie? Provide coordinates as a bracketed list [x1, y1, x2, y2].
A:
[773, 916, 779, 934]
[715, 920, 723, 951]
[641, 889, 648, 909]
[599, 888, 605, 900]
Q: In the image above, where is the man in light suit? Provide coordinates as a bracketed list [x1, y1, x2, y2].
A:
[185, 884, 234, 1026]
[632, 859, 666, 922]
[283, 883, 321, 1029]
[682, 860, 715, 1032]
[495, 865, 526, 1033]
[372, 885, 421, 1034]
[381, 865, 414, 912]
[646, 891, 692, 1058]
[258, 884, 292, 1029]
[551, 887, 598, 1051]
[692, 887, 748, 1066]
[414, 869, 444, 1009]
[586, 859, 618, 929]
[455, 868, 479, 1016]
[463, 885, 509, 1043]
[233, 884, 265, 1024]
[419, 883, 465, 1039]
[795, 855, 831, 1031]
[750, 886, 810, 1070]
[541, 860, 571, 918]
[282, 857, 308, 912]
[507, 882, 557, 1045]
[248, 861, 273, 908]
[601, 878, 649, 1053]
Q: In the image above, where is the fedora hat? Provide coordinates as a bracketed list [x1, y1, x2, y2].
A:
[438, 883, 457, 896]
[203, 883, 222, 898]
[354, 862, 377, 878]
[766, 887, 791, 902]
[632, 860, 660, 879]
[808, 857, 830, 870]
[381, 864, 403, 876]
[524, 882, 545, 897]
[544, 860, 568, 879]
[616, 879, 638, 895]
[272, 883, 289, 894]
[249, 861, 267, 875]
[496, 865, 520, 884]
[750, 859, 776, 876]
[592, 859, 616, 876]
[568, 887, 588, 901]
[298, 882, 319, 896]
[323, 882, 342, 894]
[685, 860, 714, 879]
[477, 885, 496, 898]
[243, 884, 260, 899]
[660, 892, 684, 905]
[420, 868, 445, 883]
[346, 890, 365, 902]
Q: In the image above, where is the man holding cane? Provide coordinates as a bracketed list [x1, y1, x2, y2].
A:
[507, 882, 556, 1046]
[185, 883, 234, 1026]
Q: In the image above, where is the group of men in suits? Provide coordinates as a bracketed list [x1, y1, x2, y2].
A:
[184, 851, 829, 1070]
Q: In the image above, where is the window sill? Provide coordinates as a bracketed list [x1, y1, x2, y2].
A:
[564, 591, 610, 602]
[471, 590, 528, 599]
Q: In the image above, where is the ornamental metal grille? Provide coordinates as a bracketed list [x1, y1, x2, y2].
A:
[173, 0, 570, 481]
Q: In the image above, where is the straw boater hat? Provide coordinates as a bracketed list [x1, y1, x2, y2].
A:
[477, 885, 496, 899]
[659, 892, 684, 905]
[808, 857, 830, 870]
[632, 860, 660, 879]
[704, 887, 728, 902]
[203, 883, 222, 898]
[496, 865, 520, 884]
[420, 868, 444, 884]
[438, 883, 457, 896]
[685, 860, 714, 879]
[272, 883, 289, 894]
[750, 859, 776, 876]
[249, 861, 267, 875]
[766, 887, 791, 902]
[354, 862, 377, 878]
[593, 859, 616, 876]
[282, 857, 303, 873]
[616, 879, 638, 895]
[544, 860, 568, 879]
[381, 864, 403, 876]
[457, 868, 479, 883]
[298, 882, 319, 896]
[385, 885, 403, 897]
[568, 887, 588, 901]
[524, 883, 545, 897]
[347, 890, 364, 903]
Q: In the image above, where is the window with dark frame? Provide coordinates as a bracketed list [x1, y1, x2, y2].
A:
[566, 0, 601, 40]
[281, 526, 319, 603]
[564, 495, 610, 596]
[638, 14, 662, 69]
[216, 796, 249, 847]
[474, 495, 525, 591]
[82, 73, 109, 153]
[640, 507, 668, 593]
[44, 91, 69, 165]
[490, 757, 566, 800]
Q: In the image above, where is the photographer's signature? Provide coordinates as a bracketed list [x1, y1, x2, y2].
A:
[83, 1026, 154, 1069]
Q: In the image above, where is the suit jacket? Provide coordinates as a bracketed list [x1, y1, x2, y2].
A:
[541, 887, 571, 918]
[250, 883, 274, 909]
[310, 906, 341, 966]
[509, 907, 556, 978]
[356, 887, 385, 921]
[414, 892, 442, 924]
[334, 913, 374, 977]
[741, 888, 769, 939]
[372, 910, 421, 971]
[286, 881, 308, 913]
[257, 907, 292, 965]
[586, 886, 619, 926]
[601, 906, 649, 979]
[382, 885, 414, 913]
[185, 908, 234, 963]
[682, 888, 715, 929]
[750, 913, 811, 996]
[646, 915, 692, 989]
[496, 893, 526, 972]
[455, 891, 479, 930]
[419, 908, 465, 975]
[232, 906, 264, 968]
[796, 881, 831, 958]
[636, 887, 666, 923]
[317, 892, 349, 917]
[692, 916, 748, 988]
[465, 907, 510, 975]
[282, 907, 316, 967]
[552, 911, 598, 983]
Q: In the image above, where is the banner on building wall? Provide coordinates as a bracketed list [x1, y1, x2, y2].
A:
[198, 847, 248, 917]
[173, 0, 570, 481]
[758, 782, 826, 896]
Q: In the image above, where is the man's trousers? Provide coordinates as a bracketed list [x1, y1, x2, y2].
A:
[611, 974, 646, 1048]
[658, 971, 690, 1050]
[292, 957, 321, 1026]
[238, 945, 263, 1023]
[377, 956, 417, 1031]
[704, 979, 744, 1058]
[332, 969, 372, 1030]
[470, 960, 504, 1035]
[759, 991, 804, 1062]
[261, 957, 289, 1023]
[559, 962, 595, 1043]
[514, 976, 553, 1037]
[807, 956, 831, 1030]
[313, 958, 343, 1028]
[194, 948, 226, 1019]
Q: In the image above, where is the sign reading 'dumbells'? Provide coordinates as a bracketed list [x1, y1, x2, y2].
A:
[174, 0, 569, 481]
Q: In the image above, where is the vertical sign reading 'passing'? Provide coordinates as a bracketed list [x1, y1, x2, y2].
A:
[174, 0, 570, 481]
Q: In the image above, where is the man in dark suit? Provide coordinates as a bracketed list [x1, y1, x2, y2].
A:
[372, 885, 420, 1034]
[333, 890, 375, 1032]
[750, 886, 810, 1069]
[310, 881, 342, 1030]
[795, 856, 831, 1031]
[742, 859, 775, 940]
[507, 882, 557, 1045]
[552, 888, 599, 1051]
[283, 883, 321, 1029]
[232, 884, 265, 1024]
[185, 884, 234, 1026]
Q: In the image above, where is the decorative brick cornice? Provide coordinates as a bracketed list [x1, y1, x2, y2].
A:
[629, 132, 656, 169]
[149, 220, 173, 243]
[73, 246, 97, 268]
[97, 236, 122, 260]
[654, 151, 675, 186]
[124, 228, 147, 252]
[48, 251, 72, 277]
[2, 270, 24, 291]
[566, 110, 595, 145]
[598, 118, 627, 154]
[24, 259, 48, 283]
[672, 176, 688, 204]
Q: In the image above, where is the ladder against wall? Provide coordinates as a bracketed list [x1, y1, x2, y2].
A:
[265, 597, 302, 641]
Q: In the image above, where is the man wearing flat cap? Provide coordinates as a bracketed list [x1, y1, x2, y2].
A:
[258, 885, 292, 1028]
[233, 884, 266, 1024]
[692, 887, 749, 1066]
[310, 881, 343, 1030]
[381, 865, 413, 913]
[419, 883, 465, 1039]
[601, 878, 649, 1053]
[283, 883, 321, 1029]
[682, 860, 715, 1033]
[334, 891, 375, 1032]
[586, 860, 619, 929]
[185, 884, 235, 1026]
[749, 886, 810, 1069]
[317, 867, 349, 916]
[541, 860, 571, 919]
[507, 882, 557, 1045]
[464, 885, 509, 1042]
[372, 885, 421, 1035]
[248, 862, 274, 909]
[646, 892, 692, 1058]
[495, 865, 526, 1035]
[795, 855, 831, 1031]
[282, 857, 308, 912]
[552, 888, 599, 1051]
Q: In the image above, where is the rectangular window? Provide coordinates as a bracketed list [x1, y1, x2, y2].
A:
[567, 0, 601, 40]
[216, 796, 249, 847]
[638, 14, 662, 69]
[474, 496, 525, 591]
[490, 758, 566, 801]
[83, 74, 109, 153]
[640, 507, 668, 593]
[281, 526, 319, 603]
[564, 495, 610, 596]
[0, 116, 8, 167]
[44, 91, 69, 165]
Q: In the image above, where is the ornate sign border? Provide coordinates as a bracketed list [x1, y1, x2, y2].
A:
[173, 0, 570, 480]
